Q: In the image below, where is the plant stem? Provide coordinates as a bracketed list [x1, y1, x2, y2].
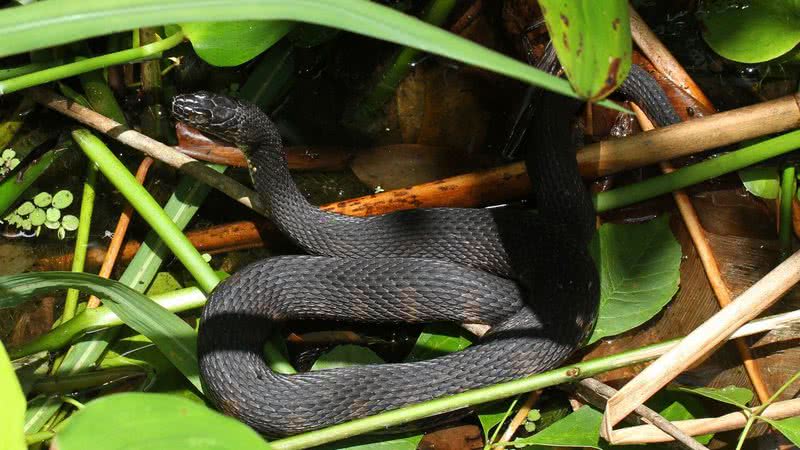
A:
[62, 162, 98, 323]
[346, 0, 457, 127]
[0, 31, 184, 95]
[71, 129, 220, 293]
[596, 129, 800, 212]
[779, 166, 795, 260]
[31, 368, 146, 395]
[0, 60, 62, 81]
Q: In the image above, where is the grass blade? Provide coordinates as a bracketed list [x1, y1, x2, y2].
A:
[0, 272, 202, 392]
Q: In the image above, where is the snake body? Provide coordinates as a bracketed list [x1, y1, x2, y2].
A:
[172, 63, 677, 437]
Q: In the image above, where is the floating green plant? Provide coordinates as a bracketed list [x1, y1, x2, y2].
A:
[2, 189, 78, 238]
[0, 149, 20, 177]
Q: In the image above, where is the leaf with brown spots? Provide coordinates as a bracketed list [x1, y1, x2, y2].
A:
[538, 0, 631, 101]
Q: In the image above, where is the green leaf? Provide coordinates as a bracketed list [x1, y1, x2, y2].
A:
[61, 214, 79, 231]
[54, 393, 269, 450]
[700, 0, 800, 63]
[539, 0, 631, 100]
[146, 272, 184, 296]
[0, 0, 625, 110]
[310, 345, 384, 371]
[0, 272, 202, 392]
[512, 406, 602, 449]
[0, 340, 26, 450]
[32, 191, 51, 207]
[16, 200, 34, 215]
[477, 399, 517, 442]
[588, 216, 682, 344]
[29, 207, 45, 226]
[181, 20, 294, 67]
[763, 416, 800, 446]
[675, 385, 754, 408]
[739, 166, 780, 199]
[404, 323, 473, 362]
[52, 189, 74, 209]
[648, 389, 713, 446]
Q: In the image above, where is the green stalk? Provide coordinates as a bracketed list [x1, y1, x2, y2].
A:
[596, 129, 800, 212]
[61, 163, 98, 323]
[779, 166, 795, 261]
[0, 148, 65, 217]
[71, 129, 220, 293]
[79, 68, 128, 126]
[269, 341, 674, 449]
[346, 0, 457, 126]
[9, 287, 205, 359]
[0, 31, 184, 95]
[0, 60, 62, 81]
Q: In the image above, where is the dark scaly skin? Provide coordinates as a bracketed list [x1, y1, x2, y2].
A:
[172, 66, 675, 436]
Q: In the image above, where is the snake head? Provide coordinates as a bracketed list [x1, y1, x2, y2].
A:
[172, 91, 274, 147]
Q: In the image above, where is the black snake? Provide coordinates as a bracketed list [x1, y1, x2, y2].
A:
[171, 62, 678, 437]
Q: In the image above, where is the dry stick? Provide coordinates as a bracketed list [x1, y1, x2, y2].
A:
[31, 87, 800, 215]
[601, 249, 800, 441]
[574, 378, 708, 450]
[629, 5, 715, 112]
[612, 397, 800, 445]
[27, 87, 269, 216]
[491, 391, 541, 449]
[86, 157, 153, 308]
[632, 103, 773, 404]
[601, 7, 774, 431]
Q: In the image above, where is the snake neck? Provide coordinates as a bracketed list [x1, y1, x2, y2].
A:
[247, 140, 356, 254]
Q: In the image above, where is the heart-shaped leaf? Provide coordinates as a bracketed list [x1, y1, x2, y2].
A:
[588, 216, 682, 344]
[182, 20, 294, 66]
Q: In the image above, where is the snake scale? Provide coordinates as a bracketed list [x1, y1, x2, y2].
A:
[171, 61, 679, 437]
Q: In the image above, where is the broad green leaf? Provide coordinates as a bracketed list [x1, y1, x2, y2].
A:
[512, 405, 602, 449]
[181, 20, 294, 66]
[0, 340, 26, 450]
[539, 0, 632, 100]
[700, 0, 800, 63]
[54, 393, 269, 450]
[0, 0, 624, 110]
[739, 166, 780, 199]
[404, 323, 473, 362]
[675, 384, 754, 408]
[0, 272, 202, 392]
[763, 416, 800, 446]
[311, 344, 384, 371]
[588, 216, 682, 344]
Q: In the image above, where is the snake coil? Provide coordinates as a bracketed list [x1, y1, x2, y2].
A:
[171, 63, 677, 437]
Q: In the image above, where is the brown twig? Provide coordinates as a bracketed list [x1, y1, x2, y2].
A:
[86, 157, 154, 308]
[28, 87, 270, 216]
[491, 391, 541, 449]
[32, 87, 800, 215]
[629, 5, 715, 112]
[602, 249, 800, 440]
[612, 397, 800, 445]
[632, 104, 773, 404]
[574, 378, 708, 450]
